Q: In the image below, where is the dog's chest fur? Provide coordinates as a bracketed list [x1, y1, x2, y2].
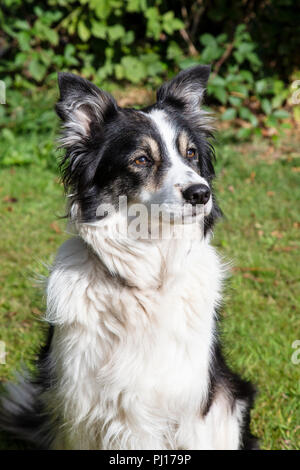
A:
[46, 223, 224, 449]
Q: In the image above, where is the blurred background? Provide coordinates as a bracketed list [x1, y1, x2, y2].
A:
[0, 0, 299, 450]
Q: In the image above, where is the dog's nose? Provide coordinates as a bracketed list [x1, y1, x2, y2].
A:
[182, 184, 211, 205]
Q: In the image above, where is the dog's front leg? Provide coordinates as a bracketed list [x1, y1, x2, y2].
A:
[177, 393, 244, 450]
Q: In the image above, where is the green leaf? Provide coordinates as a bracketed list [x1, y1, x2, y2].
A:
[126, 0, 142, 13]
[16, 31, 31, 52]
[272, 92, 288, 109]
[202, 44, 223, 62]
[273, 79, 285, 94]
[229, 83, 249, 98]
[114, 63, 124, 80]
[239, 70, 254, 83]
[272, 109, 290, 119]
[14, 20, 30, 30]
[211, 86, 228, 104]
[122, 30, 135, 45]
[293, 106, 300, 122]
[261, 98, 272, 115]
[108, 24, 125, 42]
[120, 56, 147, 84]
[28, 59, 47, 81]
[228, 96, 242, 107]
[63, 44, 79, 66]
[237, 42, 254, 56]
[216, 33, 227, 44]
[167, 41, 183, 61]
[162, 12, 183, 34]
[146, 7, 162, 40]
[2, 128, 15, 142]
[239, 107, 258, 126]
[91, 21, 107, 39]
[247, 52, 261, 67]
[139, 53, 165, 76]
[221, 108, 237, 120]
[178, 57, 200, 69]
[233, 51, 244, 64]
[237, 127, 253, 140]
[105, 47, 114, 60]
[14, 52, 28, 67]
[210, 75, 226, 87]
[45, 28, 59, 45]
[92, 0, 112, 20]
[256, 79, 269, 95]
[200, 33, 216, 47]
[265, 115, 278, 127]
[78, 20, 91, 41]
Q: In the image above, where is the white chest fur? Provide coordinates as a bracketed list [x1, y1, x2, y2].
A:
[46, 223, 224, 449]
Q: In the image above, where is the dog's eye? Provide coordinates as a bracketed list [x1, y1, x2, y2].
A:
[186, 148, 197, 159]
[134, 156, 151, 166]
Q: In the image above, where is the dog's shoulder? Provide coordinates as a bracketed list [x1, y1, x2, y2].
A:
[46, 237, 98, 324]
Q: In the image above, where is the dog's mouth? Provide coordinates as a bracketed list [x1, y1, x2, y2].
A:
[150, 201, 211, 225]
[93, 198, 212, 232]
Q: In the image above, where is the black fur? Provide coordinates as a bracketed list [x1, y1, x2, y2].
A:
[0, 326, 55, 449]
[206, 341, 259, 450]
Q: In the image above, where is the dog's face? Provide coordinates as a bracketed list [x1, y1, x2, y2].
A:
[56, 66, 220, 232]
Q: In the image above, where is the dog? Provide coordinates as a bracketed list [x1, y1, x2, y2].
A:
[0, 66, 258, 449]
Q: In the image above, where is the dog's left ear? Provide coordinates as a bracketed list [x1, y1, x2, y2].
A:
[156, 65, 211, 127]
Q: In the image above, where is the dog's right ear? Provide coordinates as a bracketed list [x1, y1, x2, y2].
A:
[56, 72, 118, 147]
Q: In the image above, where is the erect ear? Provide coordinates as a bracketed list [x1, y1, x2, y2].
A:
[156, 65, 211, 128]
[56, 72, 118, 147]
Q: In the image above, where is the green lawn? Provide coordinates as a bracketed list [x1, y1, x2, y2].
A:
[0, 133, 299, 450]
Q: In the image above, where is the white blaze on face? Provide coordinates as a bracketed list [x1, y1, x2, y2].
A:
[149, 109, 205, 189]
[140, 109, 212, 216]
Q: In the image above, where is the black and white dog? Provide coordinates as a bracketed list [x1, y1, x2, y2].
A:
[0, 66, 258, 449]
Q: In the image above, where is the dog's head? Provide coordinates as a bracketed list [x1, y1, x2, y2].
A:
[56, 66, 220, 235]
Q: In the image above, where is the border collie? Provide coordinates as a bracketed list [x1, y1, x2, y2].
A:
[0, 66, 258, 450]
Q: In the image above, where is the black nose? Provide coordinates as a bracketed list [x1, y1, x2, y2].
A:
[182, 184, 211, 205]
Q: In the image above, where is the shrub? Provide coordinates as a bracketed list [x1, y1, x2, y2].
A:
[0, 0, 298, 161]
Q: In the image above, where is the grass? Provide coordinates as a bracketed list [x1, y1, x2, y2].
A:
[0, 128, 299, 449]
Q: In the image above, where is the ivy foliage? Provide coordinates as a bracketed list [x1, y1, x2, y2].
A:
[0, 0, 298, 160]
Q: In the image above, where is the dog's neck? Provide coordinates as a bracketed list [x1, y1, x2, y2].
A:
[75, 212, 209, 291]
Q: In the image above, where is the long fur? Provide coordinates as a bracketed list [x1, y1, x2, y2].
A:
[0, 66, 258, 450]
